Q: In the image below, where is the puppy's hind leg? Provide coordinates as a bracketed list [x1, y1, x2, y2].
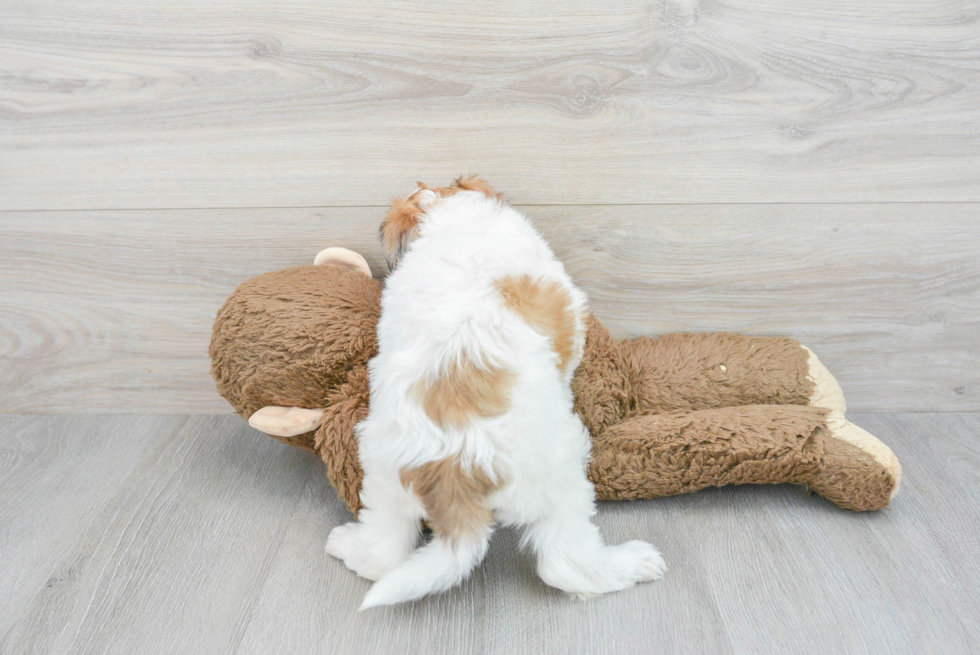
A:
[523, 465, 666, 598]
[359, 457, 498, 609]
[326, 467, 423, 581]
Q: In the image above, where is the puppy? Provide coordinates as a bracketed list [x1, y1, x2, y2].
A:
[326, 177, 666, 608]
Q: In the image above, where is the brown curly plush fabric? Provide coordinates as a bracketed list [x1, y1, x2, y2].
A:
[210, 264, 899, 514]
[589, 405, 894, 512]
[572, 317, 815, 436]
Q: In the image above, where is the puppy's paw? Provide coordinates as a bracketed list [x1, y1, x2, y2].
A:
[612, 540, 667, 583]
[325, 522, 398, 581]
[325, 522, 358, 561]
[548, 540, 667, 599]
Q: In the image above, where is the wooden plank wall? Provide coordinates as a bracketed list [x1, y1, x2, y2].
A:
[1, 0, 978, 412]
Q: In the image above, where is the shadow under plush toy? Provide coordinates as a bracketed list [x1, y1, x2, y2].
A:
[210, 248, 901, 513]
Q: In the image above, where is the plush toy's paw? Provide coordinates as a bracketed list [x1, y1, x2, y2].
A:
[825, 411, 902, 499]
[803, 346, 847, 414]
[313, 247, 373, 277]
[248, 406, 326, 437]
[326, 522, 397, 581]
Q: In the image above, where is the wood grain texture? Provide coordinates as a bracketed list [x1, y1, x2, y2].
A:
[1, 1, 978, 209]
[237, 461, 488, 655]
[481, 509, 735, 655]
[1, 204, 977, 413]
[857, 412, 980, 622]
[680, 420, 980, 653]
[1, 413, 977, 654]
[0, 415, 315, 655]
[0, 415, 188, 638]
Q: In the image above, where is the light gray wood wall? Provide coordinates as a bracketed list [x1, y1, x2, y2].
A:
[1, 0, 978, 412]
[1, 0, 979, 208]
[2, 205, 977, 413]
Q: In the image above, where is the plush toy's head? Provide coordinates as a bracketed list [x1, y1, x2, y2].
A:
[209, 253, 380, 454]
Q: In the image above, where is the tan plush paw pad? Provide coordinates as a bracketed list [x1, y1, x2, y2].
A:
[803, 346, 847, 414]
[248, 406, 327, 437]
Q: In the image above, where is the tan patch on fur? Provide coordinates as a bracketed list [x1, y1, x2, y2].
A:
[380, 197, 424, 269]
[380, 177, 501, 269]
[400, 458, 499, 544]
[496, 275, 579, 374]
[412, 353, 516, 430]
[415, 180, 453, 199]
[420, 176, 504, 201]
[450, 175, 505, 201]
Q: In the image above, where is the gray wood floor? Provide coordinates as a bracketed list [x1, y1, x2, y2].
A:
[2, 413, 977, 654]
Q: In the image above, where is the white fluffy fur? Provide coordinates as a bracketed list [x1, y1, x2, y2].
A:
[325, 190, 666, 608]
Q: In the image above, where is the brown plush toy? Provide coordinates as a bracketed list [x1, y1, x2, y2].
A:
[209, 248, 901, 514]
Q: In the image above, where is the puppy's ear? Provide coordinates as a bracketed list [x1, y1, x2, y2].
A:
[451, 175, 505, 201]
[380, 196, 423, 271]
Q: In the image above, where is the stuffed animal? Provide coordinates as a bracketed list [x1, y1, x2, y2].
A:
[209, 248, 901, 513]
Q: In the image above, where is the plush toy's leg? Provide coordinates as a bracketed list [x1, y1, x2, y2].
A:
[820, 410, 901, 503]
[589, 405, 900, 511]
[620, 331, 844, 413]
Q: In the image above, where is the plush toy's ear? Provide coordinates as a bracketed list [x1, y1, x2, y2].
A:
[248, 406, 327, 437]
[313, 247, 373, 277]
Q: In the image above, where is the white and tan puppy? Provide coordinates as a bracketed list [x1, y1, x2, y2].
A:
[326, 177, 666, 608]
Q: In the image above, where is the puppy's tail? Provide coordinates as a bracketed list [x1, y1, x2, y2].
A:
[360, 531, 491, 610]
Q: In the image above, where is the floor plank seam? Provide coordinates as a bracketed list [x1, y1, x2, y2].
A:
[4, 200, 980, 213]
